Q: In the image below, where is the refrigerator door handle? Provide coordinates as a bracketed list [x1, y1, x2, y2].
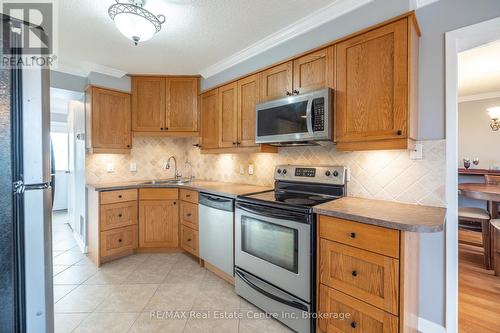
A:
[13, 181, 51, 194]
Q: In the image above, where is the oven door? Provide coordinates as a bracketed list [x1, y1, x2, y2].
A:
[235, 201, 311, 302]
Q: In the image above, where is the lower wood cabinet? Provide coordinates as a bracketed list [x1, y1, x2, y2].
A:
[138, 189, 179, 248]
[179, 189, 199, 257]
[181, 225, 198, 257]
[100, 225, 138, 258]
[317, 215, 419, 333]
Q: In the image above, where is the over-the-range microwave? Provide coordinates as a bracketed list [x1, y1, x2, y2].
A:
[255, 88, 333, 146]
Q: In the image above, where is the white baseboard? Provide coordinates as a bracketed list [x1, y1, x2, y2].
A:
[73, 230, 87, 253]
[418, 317, 446, 333]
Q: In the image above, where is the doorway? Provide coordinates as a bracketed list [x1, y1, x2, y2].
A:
[445, 17, 500, 333]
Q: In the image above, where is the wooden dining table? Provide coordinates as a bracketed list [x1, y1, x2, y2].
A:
[459, 182, 500, 269]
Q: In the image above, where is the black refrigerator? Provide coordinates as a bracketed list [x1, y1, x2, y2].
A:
[0, 13, 54, 333]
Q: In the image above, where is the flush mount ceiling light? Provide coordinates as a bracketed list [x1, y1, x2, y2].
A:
[108, 0, 165, 46]
[487, 106, 500, 131]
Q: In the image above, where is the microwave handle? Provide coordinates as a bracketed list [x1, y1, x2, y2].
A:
[306, 98, 313, 135]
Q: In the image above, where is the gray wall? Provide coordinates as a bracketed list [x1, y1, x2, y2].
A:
[199, 0, 500, 327]
[50, 71, 131, 93]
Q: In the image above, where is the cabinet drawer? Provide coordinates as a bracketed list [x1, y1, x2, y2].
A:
[180, 189, 198, 204]
[319, 239, 399, 315]
[139, 188, 178, 200]
[181, 225, 198, 257]
[180, 202, 198, 229]
[319, 216, 400, 258]
[100, 225, 137, 258]
[100, 189, 137, 205]
[318, 285, 398, 333]
[100, 201, 137, 231]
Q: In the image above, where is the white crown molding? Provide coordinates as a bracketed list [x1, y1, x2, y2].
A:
[199, 0, 374, 78]
[411, 0, 441, 9]
[54, 62, 127, 78]
[418, 317, 446, 333]
[458, 90, 500, 103]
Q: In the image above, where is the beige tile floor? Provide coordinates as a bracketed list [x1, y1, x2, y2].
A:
[51, 211, 293, 333]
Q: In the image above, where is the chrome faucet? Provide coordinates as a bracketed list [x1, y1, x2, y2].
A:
[165, 156, 181, 179]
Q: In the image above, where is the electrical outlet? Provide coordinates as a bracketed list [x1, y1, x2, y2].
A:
[130, 162, 137, 172]
[106, 163, 114, 173]
[410, 143, 423, 160]
[239, 164, 245, 175]
[248, 164, 254, 175]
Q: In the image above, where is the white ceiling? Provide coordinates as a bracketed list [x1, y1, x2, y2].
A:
[58, 0, 344, 76]
[458, 40, 500, 97]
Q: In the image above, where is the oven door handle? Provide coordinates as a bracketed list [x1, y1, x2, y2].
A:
[235, 270, 309, 312]
[236, 202, 308, 222]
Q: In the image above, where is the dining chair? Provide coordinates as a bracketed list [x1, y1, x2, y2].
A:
[492, 219, 500, 276]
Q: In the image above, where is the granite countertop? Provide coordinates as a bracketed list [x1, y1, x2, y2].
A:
[313, 197, 446, 233]
[86, 179, 272, 199]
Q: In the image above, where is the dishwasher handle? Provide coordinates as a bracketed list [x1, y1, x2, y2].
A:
[199, 193, 234, 212]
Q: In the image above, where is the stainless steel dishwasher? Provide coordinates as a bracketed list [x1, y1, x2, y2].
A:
[199, 193, 235, 276]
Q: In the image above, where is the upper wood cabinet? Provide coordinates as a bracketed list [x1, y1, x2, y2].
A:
[335, 18, 419, 151]
[131, 76, 199, 135]
[259, 61, 293, 101]
[293, 46, 335, 94]
[85, 85, 132, 154]
[166, 77, 198, 132]
[132, 76, 165, 132]
[237, 74, 260, 147]
[219, 82, 238, 148]
[200, 89, 219, 149]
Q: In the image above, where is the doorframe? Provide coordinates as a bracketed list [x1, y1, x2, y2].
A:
[445, 16, 500, 333]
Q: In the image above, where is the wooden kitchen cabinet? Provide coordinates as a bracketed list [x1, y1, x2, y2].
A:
[218, 82, 239, 148]
[335, 18, 419, 151]
[259, 61, 293, 101]
[85, 85, 132, 154]
[132, 76, 165, 132]
[317, 215, 419, 333]
[237, 74, 260, 147]
[166, 77, 198, 132]
[180, 189, 199, 257]
[293, 46, 335, 94]
[200, 89, 220, 149]
[132, 76, 199, 135]
[138, 188, 179, 248]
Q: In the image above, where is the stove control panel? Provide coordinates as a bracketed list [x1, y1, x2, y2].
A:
[275, 165, 346, 185]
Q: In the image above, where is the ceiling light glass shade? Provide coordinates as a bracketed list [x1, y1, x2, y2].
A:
[487, 106, 500, 131]
[109, 0, 165, 45]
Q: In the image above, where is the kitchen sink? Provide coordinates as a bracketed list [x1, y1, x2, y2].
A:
[140, 178, 191, 185]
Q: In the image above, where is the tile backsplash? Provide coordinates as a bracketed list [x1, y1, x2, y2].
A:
[86, 137, 446, 207]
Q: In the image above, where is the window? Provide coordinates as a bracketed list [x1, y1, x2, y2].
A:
[50, 132, 69, 171]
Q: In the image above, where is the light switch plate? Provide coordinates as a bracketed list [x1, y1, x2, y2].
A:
[248, 164, 254, 175]
[130, 162, 137, 172]
[410, 143, 423, 160]
[239, 165, 245, 175]
[106, 163, 114, 173]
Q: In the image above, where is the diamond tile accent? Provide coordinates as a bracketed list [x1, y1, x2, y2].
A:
[86, 138, 446, 207]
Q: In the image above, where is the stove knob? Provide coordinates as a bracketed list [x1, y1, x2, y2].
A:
[333, 171, 339, 177]
[277, 169, 282, 174]
[282, 169, 287, 175]
[325, 170, 331, 177]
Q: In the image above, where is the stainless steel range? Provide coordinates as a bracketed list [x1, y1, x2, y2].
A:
[234, 165, 346, 333]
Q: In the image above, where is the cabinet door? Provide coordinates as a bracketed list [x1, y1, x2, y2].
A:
[336, 20, 408, 144]
[293, 46, 335, 94]
[132, 76, 165, 132]
[237, 74, 259, 147]
[166, 77, 198, 132]
[200, 89, 219, 149]
[90, 87, 131, 149]
[139, 200, 179, 248]
[259, 61, 292, 102]
[218, 82, 238, 148]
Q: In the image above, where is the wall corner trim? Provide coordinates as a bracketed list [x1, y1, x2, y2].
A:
[199, 0, 374, 78]
[418, 317, 447, 333]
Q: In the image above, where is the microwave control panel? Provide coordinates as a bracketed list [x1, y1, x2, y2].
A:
[312, 98, 325, 131]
